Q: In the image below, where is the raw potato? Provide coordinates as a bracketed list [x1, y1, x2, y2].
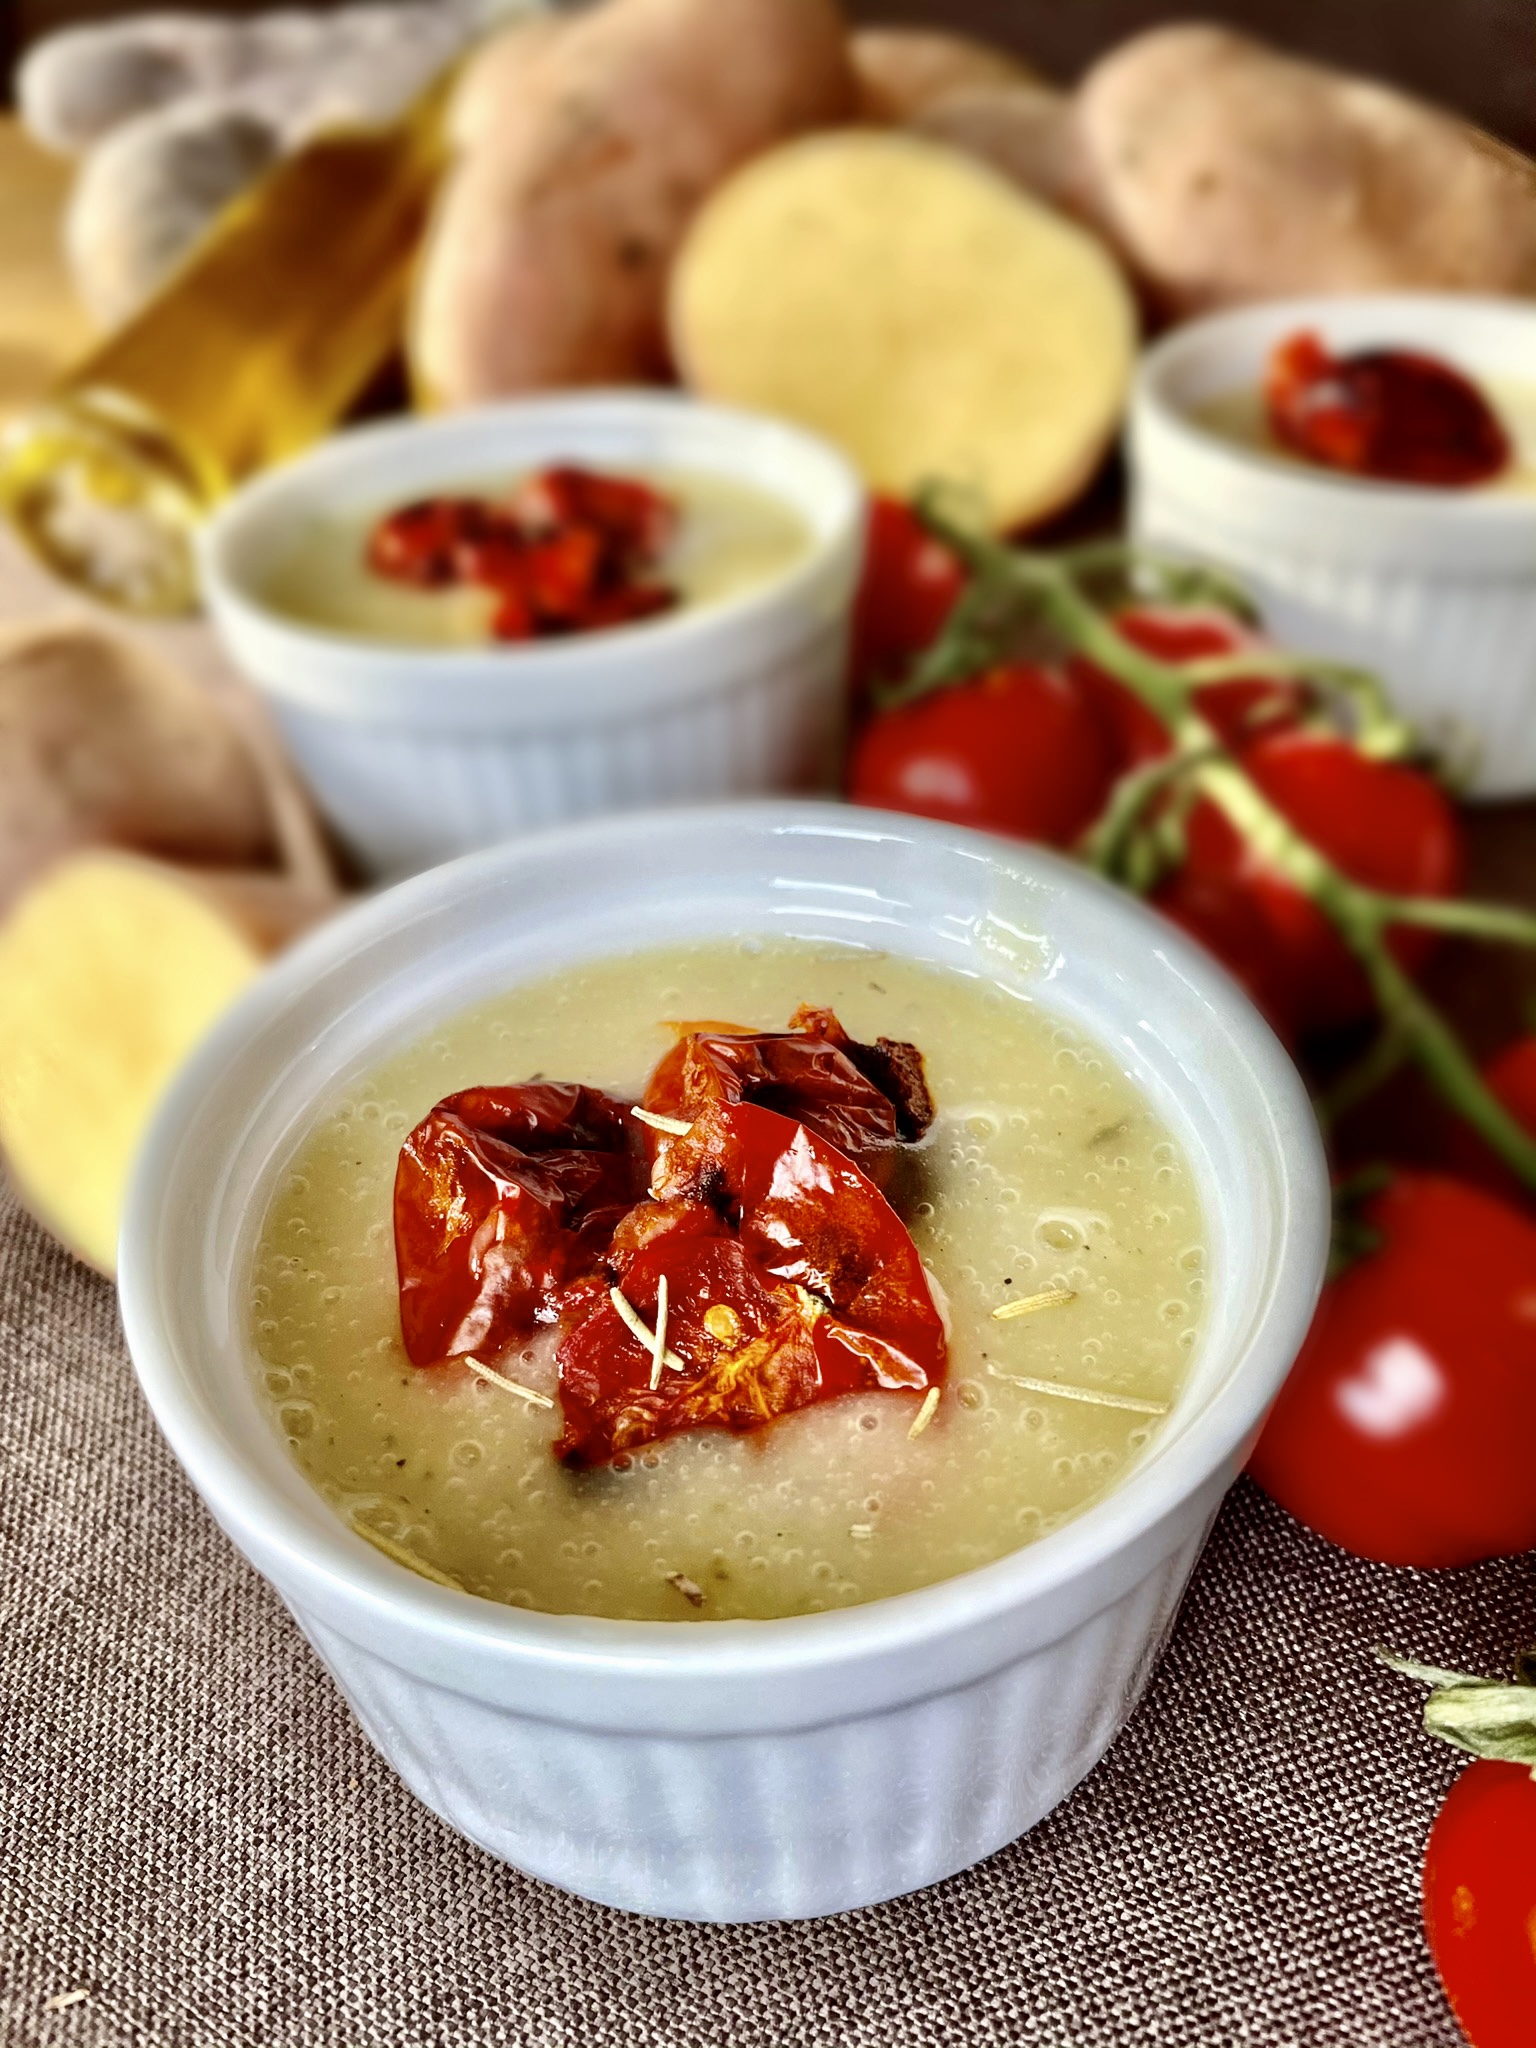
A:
[1073, 24, 1536, 316]
[0, 621, 276, 911]
[0, 853, 329, 1274]
[25, 1, 499, 324]
[849, 26, 1035, 124]
[18, 2, 488, 156]
[670, 131, 1136, 530]
[909, 82, 1077, 209]
[410, 0, 855, 406]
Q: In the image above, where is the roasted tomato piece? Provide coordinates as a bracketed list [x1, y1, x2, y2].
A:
[555, 1102, 946, 1466]
[366, 467, 679, 639]
[394, 1083, 640, 1367]
[556, 1235, 824, 1465]
[367, 497, 505, 588]
[654, 1100, 946, 1387]
[1265, 330, 1511, 487]
[512, 464, 675, 568]
[579, 582, 678, 630]
[642, 1006, 933, 1181]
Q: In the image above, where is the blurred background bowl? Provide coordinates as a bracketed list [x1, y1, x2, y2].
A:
[1130, 294, 1536, 797]
[201, 392, 864, 878]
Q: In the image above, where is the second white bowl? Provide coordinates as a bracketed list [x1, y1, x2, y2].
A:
[1130, 295, 1536, 797]
[201, 395, 865, 877]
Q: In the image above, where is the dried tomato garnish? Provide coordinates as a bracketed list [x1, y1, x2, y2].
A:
[1265, 331, 1511, 487]
[393, 1083, 641, 1367]
[365, 465, 680, 641]
[642, 1006, 933, 1183]
[512, 465, 676, 568]
[554, 1101, 946, 1468]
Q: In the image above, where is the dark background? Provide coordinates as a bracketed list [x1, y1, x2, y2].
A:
[6, 0, 1536, 154]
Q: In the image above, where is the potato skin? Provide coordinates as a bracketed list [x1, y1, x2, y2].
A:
[412, 0, 855, 405]
[1073, 24, 1536, 317]
[909, 83, 1075, 210]
[0, 622, 276, 912]
[849, 27, 1034, 125]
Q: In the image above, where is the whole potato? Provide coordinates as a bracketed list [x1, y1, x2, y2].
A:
[0, 622, 276, 910]
[849, 27, 1035, 125]
[909, 83, 1075, 210]
[412, 0, 854, 405]
[1073, 24, 1536, 316]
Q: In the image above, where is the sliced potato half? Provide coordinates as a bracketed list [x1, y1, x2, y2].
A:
[0, 853, 321, 1274]
[669, 131, 1135, 529]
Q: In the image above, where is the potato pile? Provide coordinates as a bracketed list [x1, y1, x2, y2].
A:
[404, 3, 1536, 528]
[0, 625, 335, 1273]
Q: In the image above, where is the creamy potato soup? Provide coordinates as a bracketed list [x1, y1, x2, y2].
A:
[251, 942, 1206, 1621]
[1191, 376, 1536, 493]
[257, 466, 812, 644]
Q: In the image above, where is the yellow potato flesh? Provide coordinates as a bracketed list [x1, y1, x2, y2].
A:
[0, 856, 263, 1274]
[671, 131, 1136, 530]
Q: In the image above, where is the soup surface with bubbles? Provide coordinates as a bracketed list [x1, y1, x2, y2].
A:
[250, 940, 1207, 1621]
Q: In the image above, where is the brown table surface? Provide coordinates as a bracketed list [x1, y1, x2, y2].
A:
[1, 113, 1535, 2048]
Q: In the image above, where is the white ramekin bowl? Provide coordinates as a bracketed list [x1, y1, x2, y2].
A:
[200, 396, 864, 878]
[117, 803, 1328, 1922]
[1130, 295, 1536, 798]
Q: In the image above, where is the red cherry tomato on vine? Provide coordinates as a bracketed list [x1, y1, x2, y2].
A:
[1422, 1758, 1536, 2048]
[846, 662, 1113, 847]
[848, 497, 965, 709]
[1072, 607, 1310, 772]
[1154, 730, 1463, 1037]
[1445, 1037, 1536, 1207]
[1248, 1173, 1536, 1567]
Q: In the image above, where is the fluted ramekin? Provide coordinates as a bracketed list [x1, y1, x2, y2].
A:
[117, 804, 1328, 1922]
[200, 396, 864, 878]
[1130, 295, 1536, 798]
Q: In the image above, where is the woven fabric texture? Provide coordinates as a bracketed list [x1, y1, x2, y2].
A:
[1, 1181, 1528, 2048]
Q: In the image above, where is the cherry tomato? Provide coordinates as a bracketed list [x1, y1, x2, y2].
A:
[1248, 1173, 1536, 1567]
[1153, 730, 1463, 1037]
[1445, 1037, 1536, 1206]
[1422, 1759, 1536, 2048]
[1072, 607, 1310, 773]
[1267, 330, 1511, 487]
[847, 662, 1114, 847]
[848, 497, 965, 706]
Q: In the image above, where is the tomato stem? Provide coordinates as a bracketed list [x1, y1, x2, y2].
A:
[917, 507, 1536, 1191]
[1380, 1649, 1536, 1767]
[1178, 651, 1414, 758]
[1370, 894, 1536, 947]
[1314, 1035, 1410, 1133]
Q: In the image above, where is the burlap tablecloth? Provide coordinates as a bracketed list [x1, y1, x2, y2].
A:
[2, 1183, 1529, 2048]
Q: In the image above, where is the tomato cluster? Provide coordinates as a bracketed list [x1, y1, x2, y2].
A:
[392, 1009, 943, 1466]
[845, 502, 1465, 1043]
[844, 497, 1536, 2048]
[367, 464, 679, 640]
